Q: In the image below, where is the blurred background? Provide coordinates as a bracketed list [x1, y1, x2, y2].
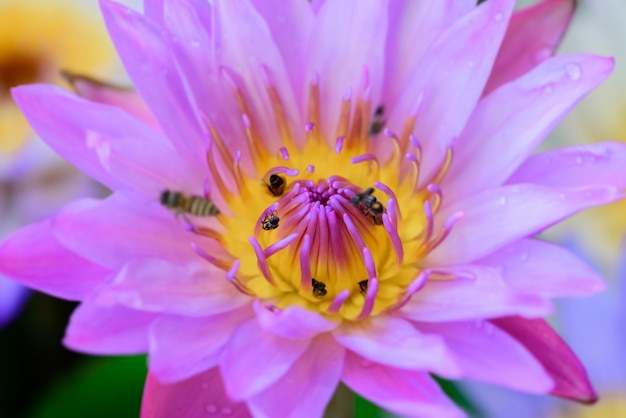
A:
[0, 0, 624, 417]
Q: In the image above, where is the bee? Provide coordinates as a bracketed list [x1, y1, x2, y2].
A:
[261, 212, 280, 230]
[358, 280, 368, 296]
[350, 187, 385, 225]
[266, 173, 286, 197]
[160, 190, 219, 218]
[312, 278, 327, 297]
[369, 105, 386, 136]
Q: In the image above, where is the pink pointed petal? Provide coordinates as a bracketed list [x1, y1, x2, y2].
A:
[247, 334, 344, 418]
[428, 183, 623, 266]
[386, 0, 514, 182]
[11, 85, 198, 196]
[507, 141, 626, 189]
[477, 238, 605, 297]
[400, 265, 552, 322]
[149, 307, 252, 382]
[484, 0, 576, 95]
[53, 192, 219, 269]
[445, 54, 615, 200]
[342, 351, 464, 418]
[220, 318, 311, 400]
[383, 1, 475, 105]
[249, 0, 315, 102]
[254, 300, 338, 339]
[64, 72, 158, 127]
[306, 0, 389, 142]
[141, 367, 251, 418]
[105, 258, 249, 316]
[212, 0, 303, 148]
[492, 316, 598, 403]
[0, 219, 111, 300]
[416, 321, 553, 393]
[100, 0, 206, 169]
[64, 299, 157, 354]
[332, 316, 460, 377]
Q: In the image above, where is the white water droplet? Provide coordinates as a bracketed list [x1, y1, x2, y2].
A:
[467, 60, 475, 68]
[190, 40, 201, 48]
[559, 193, 566, 201]
[565, 63, 582, 81]
[520, 252, 529, 262]
[512, 185, 521, 194]
[544, 85, 554, 94]
[499, 197, 507, 206]
[493, 12, 504, 22]
[205, 404, 217, 414]
[576, 156, 584, 166]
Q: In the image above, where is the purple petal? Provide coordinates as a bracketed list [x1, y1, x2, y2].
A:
[107, 258, 249, 316]
[445, 54, 615, 201]
[141, 367, 251, 418]
[387, 0, 514, 183]
[52, 192, 218, 269]
[11, 84, 198, 196]
[507, 142, 626, 190]
[100, 0, 206, 170]
[477, 238, 605, 297]
[342, 351, 464, 418]
[333, 316, 460, 376]
[64, 298, 157, 354]
[492, 316, 598, 403]
[484, 0, 576, 95]
[253, 300, 338, 339]
[0, 277, 29, 327]
[220, 319, 310, 400]
[416, 321, 553, 393]
[149, 307, 252, 382]
[247, 334, 344, 418]
[428, 183, 623, 266]
[400, 265, 552, 322]
[0, 219, 111, 300]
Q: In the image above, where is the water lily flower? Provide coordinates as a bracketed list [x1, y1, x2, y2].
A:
[0, 0, 123, 326]
[1, 0, 625, 416]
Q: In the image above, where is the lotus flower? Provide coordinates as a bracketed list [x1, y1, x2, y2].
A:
[0, 0, 121, 327]
[1, 0, 625, 416]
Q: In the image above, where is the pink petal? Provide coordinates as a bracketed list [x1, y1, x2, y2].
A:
[0, 276, 28, 327]
[492, 316, 598, 403]
[332, 316, 460, 377]
[383, 1, 475, 107]
[107, 258, 249, 316]
[428, 183, 623, 266]
[64, 298, 157, 354]
[445, 54, 615, 201]
[148, 307, 252, 382]
[306, 0, 389, 143]
[141, 367, 251, 418]
[53, 192, 218, 269]
[507, 141, 626, 190]
[477, 238, 605, 297]
[342, 351, 464, 418]
[100, 0, 206, 170]
[212, 0, 303, 149]
[65, 73, 158, 127]
[220, 318, 310, 400]
[386, 0, 514, 183]
[12, 85, 197, 196]
[484, 0, 576, 95]
[0, 219, 111, 300]
[253, 300, 338, 339]
[247, 334, 344, 418]
[400, 265, 552, 322]
[416, 321, 553, 393]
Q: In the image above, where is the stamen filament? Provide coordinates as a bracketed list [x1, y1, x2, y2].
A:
[358, 277, 379, 319]
[327, 290, 350, 313]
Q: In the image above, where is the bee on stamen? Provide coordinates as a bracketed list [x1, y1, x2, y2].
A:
[160, 190, 219, 218]
[350, 187, 386, 225]
[261, 212, 280, 230]
[266, 173, 286, 197]
[369, 105, 386, 136]
[312, 278, 327, 298]
[358, 280, 368, 296]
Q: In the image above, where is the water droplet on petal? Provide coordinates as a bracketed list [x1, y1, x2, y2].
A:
[190, 40, 201, 48]
[205, 404, 217, 414]
[534, 47, 552, 63]
[576, 156, 584, 165]
[520, 252, 529, 262]
[565, 63, 582, 81]
[499, 197, 507, 205]
[544, 85, 554, 95]
[559, 193, 566, 201]
[493, 12, 504, 22]
[221, 407, 232, 416]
